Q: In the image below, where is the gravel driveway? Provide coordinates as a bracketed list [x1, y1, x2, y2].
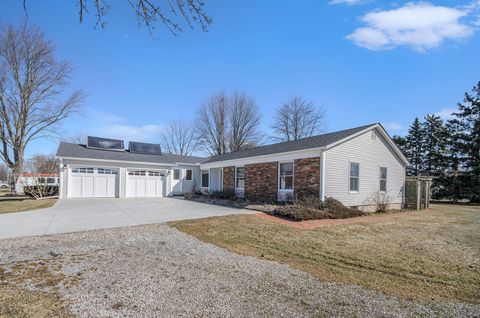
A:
[1, 224, 478, 318]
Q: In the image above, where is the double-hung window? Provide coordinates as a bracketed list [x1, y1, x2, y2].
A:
[349, 162, 359, 192]
[279, 162, 294, 190]
[236, 167, 245, 189]
[202, 170, 209, 188]
[379, 167, 387, 192]
[185, 169, 193, 181]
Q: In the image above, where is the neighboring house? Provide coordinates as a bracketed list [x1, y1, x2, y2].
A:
[56, 123, 409, 210]
[16, 173, 60, 193]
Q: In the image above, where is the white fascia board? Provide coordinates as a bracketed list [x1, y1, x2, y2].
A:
[174, 162, 202, 166]
[324, 124, 410, 167]
[59, 156, 178, 167]
[200, 148, 325, 169]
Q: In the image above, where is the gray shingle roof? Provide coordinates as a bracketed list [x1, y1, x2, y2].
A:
[203, 123, 378, 164]
[56, 142, 207, 165]
[57, 124, 379, 166]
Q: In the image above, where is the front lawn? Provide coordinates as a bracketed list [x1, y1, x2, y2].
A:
[0, 199, 56, 214]
[170, 204, 480, 303]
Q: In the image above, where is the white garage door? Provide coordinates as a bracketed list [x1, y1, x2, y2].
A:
[126, 170, 164, 198]
[69, 167, 118, 198]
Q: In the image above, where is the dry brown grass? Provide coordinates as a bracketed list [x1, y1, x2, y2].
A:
[0, 189, 12, 197]
[0, 199, 56, 214]
[0, 260, 75, 318]
[170, 204, 480, 303]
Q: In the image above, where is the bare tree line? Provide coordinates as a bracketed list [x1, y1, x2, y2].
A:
[160, 93, 326, 156]
[0, 21, 327, 191]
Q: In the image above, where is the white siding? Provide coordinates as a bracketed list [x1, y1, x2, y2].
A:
[176, 165, 201, 193]
[324, 129, 406, 208]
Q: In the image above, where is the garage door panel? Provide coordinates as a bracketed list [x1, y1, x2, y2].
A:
[82, 176, 95, 197]
[97, 176, 107, 197]
[107, 177, 116, 197]
[136, 178, 147, 197]
[127, 170, 164, 198]
[70, 176, 83, 197]
[69, 167, 118, 198]
[146, 179, 156, 197]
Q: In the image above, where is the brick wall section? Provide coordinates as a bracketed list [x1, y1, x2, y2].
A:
[223, 166, 235, 191]
[294, 157, 320, 198]
[245, 162, 278, 201]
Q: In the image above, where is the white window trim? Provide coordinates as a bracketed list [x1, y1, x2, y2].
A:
[235, 166, 245, 190]
[278, 161, 294, 192]
[185, 169, 193, 181]
[379, 166, 387, 193]
[349, 161, 360, 193]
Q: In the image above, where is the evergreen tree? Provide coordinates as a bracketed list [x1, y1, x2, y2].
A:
[404, 117, 424, 176]
[421, 114, 448, 176]
[392, 135, 407, 155]
[447, 82, 480, 202]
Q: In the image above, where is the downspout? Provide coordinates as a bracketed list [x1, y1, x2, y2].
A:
[59, 158, 63, 199]
[319, 150, 326, 201]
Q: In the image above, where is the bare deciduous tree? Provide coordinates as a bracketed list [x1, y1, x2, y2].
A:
[229, 92, 262, 152]
[23, 0, 213, 36]
[195, 91, 262, 155]
[271, 96, 326, 141]
[0, 163, 9, 182]
[62, 134, 86, 144]
[28, 154, 59, 174]
[195, 91, 228, 155]
[0, 23, 83, 189]
[20, 154, 59, 198]
[160, 119, 198, 155]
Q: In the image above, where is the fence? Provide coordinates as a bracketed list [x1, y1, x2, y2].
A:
[404, 176, 434, 210]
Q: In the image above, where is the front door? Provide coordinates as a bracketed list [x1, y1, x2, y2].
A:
[172, 169, 182, 193]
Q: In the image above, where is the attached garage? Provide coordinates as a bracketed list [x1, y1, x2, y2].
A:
[57, 138, 206, 199]
[126, 169, 165, 197]
[69, 167, 119, 198]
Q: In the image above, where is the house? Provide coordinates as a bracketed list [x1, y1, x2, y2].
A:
[16, 173, 60, 193]
[56, 123, 409, 210]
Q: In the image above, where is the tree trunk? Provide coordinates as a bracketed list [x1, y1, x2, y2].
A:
[12, 149, 24, 193]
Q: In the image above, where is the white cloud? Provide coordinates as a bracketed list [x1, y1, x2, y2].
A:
[99, 123, 164, 142]
[347, 2, 477, 51]
[72, 108, 165, 143]
[383, 122, 403, 130]
[434, 107, 456, 120]
[330, 0, 368, 5]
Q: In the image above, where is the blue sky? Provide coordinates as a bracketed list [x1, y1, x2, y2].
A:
[1, 0, 479, 157]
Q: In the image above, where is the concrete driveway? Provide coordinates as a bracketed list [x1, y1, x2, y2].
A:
[0, 198, 253, 240]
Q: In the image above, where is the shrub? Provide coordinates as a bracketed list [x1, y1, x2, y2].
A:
[209, 189, 236, 201]
[270, 196, 364, 221]
[24, 185, 58, 198]
[367, 192, 391, 212]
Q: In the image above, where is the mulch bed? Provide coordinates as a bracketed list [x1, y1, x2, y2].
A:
[255, 212, 403, 229]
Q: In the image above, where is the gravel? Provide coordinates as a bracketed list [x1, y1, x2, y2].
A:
[1, 224, 479, 318]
